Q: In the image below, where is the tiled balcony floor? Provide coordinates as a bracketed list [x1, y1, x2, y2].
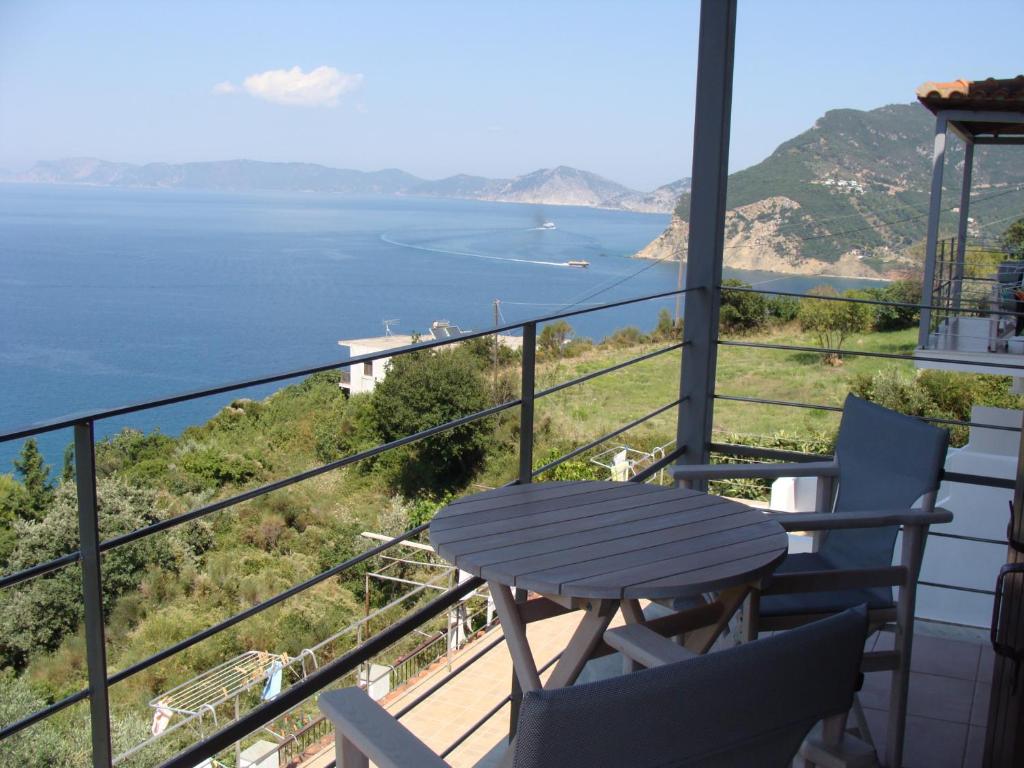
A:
[859, 623, 993, 768]
[306, 615, 994, 768]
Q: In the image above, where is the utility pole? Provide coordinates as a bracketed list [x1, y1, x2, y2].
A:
[674, 238, 685, 329]
[492, 299, 501, 393]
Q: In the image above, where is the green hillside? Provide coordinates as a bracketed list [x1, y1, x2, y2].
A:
[674, 103, 1024, 262]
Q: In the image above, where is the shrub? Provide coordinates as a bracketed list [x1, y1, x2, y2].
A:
[603, 326, 648, 347]
[798, 286, 872, 364]
[708, 430, 835, 501]
[767, 295, 800, 323]
[538, 320, 573, 358]
[179, 447, 262, 488]
[719, 279, 770, 333]
[869, 279, 921, 331]
[369, 347, 491, 498]
[652, 308, 681, 341]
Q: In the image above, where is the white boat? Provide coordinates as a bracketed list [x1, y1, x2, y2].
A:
[566, 260, 589, 268]
[540, 221, 556, 230]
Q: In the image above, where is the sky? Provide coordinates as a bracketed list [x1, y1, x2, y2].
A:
[0, 0, 1022, 191]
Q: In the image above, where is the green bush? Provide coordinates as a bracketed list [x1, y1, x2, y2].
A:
[719, 279, 770, 333]
[708, 430, 835, 501]
[851, 368, 1024, 447]
[652, 308, 682, 341]
[369, 347, 492, 498]
[603, 326, 648, 347]
[179, 447, 262, 488]
[864, 279, 921, 331]
[767, 295, 800, 323]
[538, 320, 573, 358]
[798, 286, 872, 363]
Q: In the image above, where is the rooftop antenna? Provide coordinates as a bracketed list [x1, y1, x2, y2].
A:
[382, 319, 399, 337]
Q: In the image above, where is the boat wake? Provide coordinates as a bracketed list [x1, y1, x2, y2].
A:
[380, 234, 572, 268]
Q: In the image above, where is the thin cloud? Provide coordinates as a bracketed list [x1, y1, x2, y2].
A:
[212, 81, 239, 95]
[237, 65, 363, 107]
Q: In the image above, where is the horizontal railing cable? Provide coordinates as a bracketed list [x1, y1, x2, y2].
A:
[437, 648, 565, 760]
[710, 442, 1014, 491]
[631, 444, 686, 483]
[392, 635, 507, 720]
[0, 688, 89, 742]
[714, 392, 1024, 433]
[533, 342, 684, 400]
[719, 283, 1024, 319]
[107, 524, 429, 687]
[718, 338, 1024, 374]
[98, 398, 520, 555]
[158, 577, 483, 768]
[918, 581, 995, 597]
[0, 550, 81, 590]
[0, 287, 693, 443]
[531, 398, 683, 478]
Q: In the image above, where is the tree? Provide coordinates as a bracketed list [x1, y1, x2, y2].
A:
[1000, 216, 1024, 258]
[0, 478, 177, 670]
[12, 439, 53, 521]
[652, 308, 681, 341]
[0, 474, 28, 565]
[719, 279, 770, 333]
[870, 279, 921, 331]
[798, 286, 872, 365]
[61, 443, 75, 484]
[369, 347, 492, 498]
[538, 320, 573, 358]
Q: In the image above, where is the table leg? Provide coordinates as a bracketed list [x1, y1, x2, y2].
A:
[545, 599, 618, 689]
[620, 599, 645, 625]
[683, 584, 751, 654]
[488, 581, 542, 693]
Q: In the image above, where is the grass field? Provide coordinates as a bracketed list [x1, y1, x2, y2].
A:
[530, 324, 920, 463]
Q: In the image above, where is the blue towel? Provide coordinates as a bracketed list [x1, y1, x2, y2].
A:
[262, 661, 282, 701]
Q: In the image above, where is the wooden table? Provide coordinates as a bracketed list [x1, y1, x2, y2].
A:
[429, 480, 788, 697]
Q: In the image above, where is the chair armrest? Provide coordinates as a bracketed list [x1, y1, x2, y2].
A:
[319, 688, 449, 768]
[766, 506, 953, 531]
[671, 460, 839, 482]
[604, 624, 698, 668]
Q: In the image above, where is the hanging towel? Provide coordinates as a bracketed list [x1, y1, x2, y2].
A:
[261, 661, 283, 701]
[150, 701, 173, 736]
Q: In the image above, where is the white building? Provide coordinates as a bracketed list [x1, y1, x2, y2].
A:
[338, 322, 523, 395]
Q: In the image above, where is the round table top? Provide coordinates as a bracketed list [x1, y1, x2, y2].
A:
[429, 480, 788, 600]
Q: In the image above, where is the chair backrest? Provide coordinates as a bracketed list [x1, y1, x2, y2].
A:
[822, 394, 949, 571]
[512, 607, 867, 768]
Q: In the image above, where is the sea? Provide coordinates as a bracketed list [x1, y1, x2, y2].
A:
[0, 183, 881, 468]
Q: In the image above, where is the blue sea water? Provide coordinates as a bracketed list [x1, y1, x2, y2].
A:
[0, 183, 879, 468]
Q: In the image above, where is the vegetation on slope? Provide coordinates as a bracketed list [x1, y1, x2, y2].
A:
[1, 298, 1022, 765]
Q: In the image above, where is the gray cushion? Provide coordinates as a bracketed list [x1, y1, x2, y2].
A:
[512, 607, 867, 768]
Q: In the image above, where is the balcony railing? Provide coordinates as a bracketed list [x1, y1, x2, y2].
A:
[0, 286, 689, 768]
[2, 279, 1020, 767]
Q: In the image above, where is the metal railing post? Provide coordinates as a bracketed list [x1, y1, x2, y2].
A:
[918, 113, 947, 349]
[952, 140, 974, 314]
[75, 421, 113, 768]
[675, 0, 737, 486]
[518, 322, 537, 484]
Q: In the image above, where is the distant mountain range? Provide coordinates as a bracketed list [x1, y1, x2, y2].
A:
[638, 102, 1024, 277]
[7, 158, 689, 214]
